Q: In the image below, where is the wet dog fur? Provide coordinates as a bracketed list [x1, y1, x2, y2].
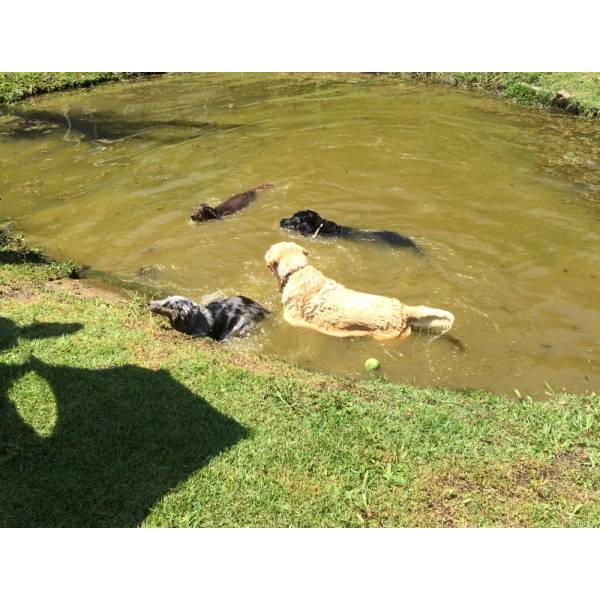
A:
[148, 295, 270, 341]
[265, 242, 453, 340]
[191, 183, 273, 222]
[280, 209, 420, 251]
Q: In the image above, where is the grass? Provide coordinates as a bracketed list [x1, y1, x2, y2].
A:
[0, 72, 153, 104]
[396, 72, 600, 117]
[1, 225, 599, 527]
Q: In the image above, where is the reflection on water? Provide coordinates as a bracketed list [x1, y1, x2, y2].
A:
[1, 108, 246, 143]
[1, 72, 599, 397]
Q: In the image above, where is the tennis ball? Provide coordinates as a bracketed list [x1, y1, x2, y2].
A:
[364, 357, 380, 371]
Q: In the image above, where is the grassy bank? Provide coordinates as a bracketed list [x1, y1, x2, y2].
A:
[397, 72, 600, 117]
[1, 226, 599, 527]
[0, 72, 153, 104]
[3, 72, 599, 118]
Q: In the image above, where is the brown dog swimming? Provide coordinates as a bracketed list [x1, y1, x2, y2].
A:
[191, 183, 273, 222]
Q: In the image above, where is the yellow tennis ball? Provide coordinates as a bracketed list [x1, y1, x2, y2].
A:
[364, 357, 380, 371]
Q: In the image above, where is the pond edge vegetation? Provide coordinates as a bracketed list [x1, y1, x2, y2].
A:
[379, 72, 600, 118]
[1, 72, 600, 118]
[0, 72, 160, 105]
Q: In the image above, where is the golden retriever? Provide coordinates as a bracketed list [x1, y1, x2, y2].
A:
[265, 242, 454, 340]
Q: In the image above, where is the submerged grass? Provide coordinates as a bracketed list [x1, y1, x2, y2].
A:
[398, 72, 600, 117]
[1, 227, 599, 527]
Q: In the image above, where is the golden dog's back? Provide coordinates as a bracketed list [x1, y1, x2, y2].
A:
[282, 265, 409, 339]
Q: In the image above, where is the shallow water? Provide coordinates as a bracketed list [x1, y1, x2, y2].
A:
[1, 73, 599, 397]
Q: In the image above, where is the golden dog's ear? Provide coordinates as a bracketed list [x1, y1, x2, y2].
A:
[303, 248, 309, 256]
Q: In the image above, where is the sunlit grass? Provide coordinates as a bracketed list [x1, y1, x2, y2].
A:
[0, 72, 149, 104]
[401, 72, 600, 116]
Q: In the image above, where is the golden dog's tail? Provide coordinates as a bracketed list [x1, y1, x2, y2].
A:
[405, 305, 454, 334]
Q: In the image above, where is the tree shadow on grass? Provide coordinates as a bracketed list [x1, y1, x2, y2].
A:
[0, 317, 246, 527]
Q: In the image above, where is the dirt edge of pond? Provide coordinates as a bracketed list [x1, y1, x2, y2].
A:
[44, 277, 130, 303]
[1, 275, 129, 304]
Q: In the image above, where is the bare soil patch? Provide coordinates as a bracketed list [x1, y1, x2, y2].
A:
[44, 278, 129, 303]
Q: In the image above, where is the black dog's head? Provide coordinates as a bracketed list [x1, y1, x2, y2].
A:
[280, 210, 338, 236]
[148, 295, 197, 328]
[191, 203, 219, 222]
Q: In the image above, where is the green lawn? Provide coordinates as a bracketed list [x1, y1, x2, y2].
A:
[1, 227, 599, 527]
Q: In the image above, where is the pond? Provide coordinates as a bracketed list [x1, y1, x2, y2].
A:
[1, 73, 599, 397]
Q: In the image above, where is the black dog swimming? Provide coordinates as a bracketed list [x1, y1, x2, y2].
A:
[148, 295, 270, 341]
[280, 210, 420, 251]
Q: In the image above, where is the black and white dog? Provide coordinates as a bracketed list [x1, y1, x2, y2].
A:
[148, 295, 270, 341]
[280, 210, 421, 252]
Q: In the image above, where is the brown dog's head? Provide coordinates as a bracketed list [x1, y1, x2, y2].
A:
[265, 242, 309, 287]
[191, 204, 219, 221]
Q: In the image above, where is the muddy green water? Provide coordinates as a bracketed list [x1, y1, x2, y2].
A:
[1, 73, 600, 397]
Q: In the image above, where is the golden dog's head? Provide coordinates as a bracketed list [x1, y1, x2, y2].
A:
[265, 242, 309, 287]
